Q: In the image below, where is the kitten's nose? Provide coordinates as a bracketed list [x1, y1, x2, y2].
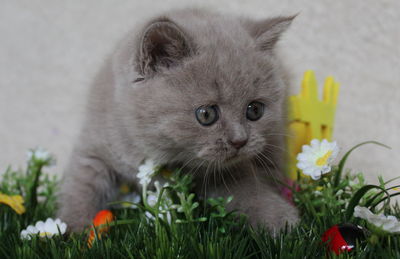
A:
[228, 138, 248, 149]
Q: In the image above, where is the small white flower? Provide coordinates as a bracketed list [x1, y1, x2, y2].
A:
[145, 211, 155, 221]
[147, 181, 172, 207]
[354, 206, 400, 234]
[296, 139, 339, 180]
[147, 192, 158, 207]
[336, 189, 344, 196]
[27, 148, 55, 165]
[313, 190, 322, 196]
[145, 181, 173, 224]
[145, 210, 172, 224]
[20, 218, 67, 240]
[121, 192, 141, 209]
[137, 159, 157, 187]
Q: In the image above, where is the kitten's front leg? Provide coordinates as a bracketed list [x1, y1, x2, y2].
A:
[216, 172, 299, 232]
[57, 154, 118, 232]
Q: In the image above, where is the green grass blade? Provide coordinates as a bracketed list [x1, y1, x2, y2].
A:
[345, 184, 390, 220]
[371, 192, 400, 211]
[365, 185, 400, 208]
[334, 141, 390, 187]
[384, 176, 400, 185]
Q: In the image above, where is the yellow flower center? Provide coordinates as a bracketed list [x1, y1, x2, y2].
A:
[316, 151, 332, 166]
[39, 232, 53, 238]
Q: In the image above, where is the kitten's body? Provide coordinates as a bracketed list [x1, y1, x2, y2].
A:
[58, 8, 299, 232]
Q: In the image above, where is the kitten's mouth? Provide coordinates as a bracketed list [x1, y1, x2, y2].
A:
[222, 153, 245, 165]
[198, 149, 250, 167]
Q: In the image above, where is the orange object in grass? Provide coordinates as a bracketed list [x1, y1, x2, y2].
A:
[87, 210, 115, 247]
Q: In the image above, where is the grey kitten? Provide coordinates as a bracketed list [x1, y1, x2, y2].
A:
[58, 8, 299, 232]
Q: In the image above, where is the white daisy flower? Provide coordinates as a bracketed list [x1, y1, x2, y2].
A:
[20, 218, 67, 240]
[354, 206, 400, 234]
[296, 139, 339, 180]
[137, 159, 157, 187]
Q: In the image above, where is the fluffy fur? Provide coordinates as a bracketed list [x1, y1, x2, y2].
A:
[58, 8, 299, 232]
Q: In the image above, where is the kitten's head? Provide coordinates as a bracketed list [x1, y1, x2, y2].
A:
[113, 10, 294, 169]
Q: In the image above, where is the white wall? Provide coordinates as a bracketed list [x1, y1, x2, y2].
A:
[1, 0, 399, 185]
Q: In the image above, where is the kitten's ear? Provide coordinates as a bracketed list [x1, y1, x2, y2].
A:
[137, 18, 193, 76]
[245, 15, 296, 51]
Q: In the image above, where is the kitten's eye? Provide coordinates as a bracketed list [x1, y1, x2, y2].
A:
[246, 101, 264, 121]
[195, 105, 219, 126]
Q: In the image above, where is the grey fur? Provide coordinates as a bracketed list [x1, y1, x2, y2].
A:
[58, 8, 299, 232]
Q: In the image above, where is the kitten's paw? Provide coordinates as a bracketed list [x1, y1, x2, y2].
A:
[57, 208, 93, 233]
[57, 194, 98, 233]
[246, 200, 300, 233]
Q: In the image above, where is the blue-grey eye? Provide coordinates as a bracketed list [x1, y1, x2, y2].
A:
[195, 105, 219, 126]
[246, 101, 264, 121]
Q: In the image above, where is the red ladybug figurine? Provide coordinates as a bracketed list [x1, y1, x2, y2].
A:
[322, 223, 365, 255]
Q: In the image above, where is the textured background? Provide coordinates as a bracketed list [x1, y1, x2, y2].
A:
[1, 0, 399, 185]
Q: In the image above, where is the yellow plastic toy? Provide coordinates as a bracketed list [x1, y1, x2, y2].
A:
[287, 70, 340, 179]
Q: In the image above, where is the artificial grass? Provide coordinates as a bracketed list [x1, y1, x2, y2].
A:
[1, 144, 400, 259]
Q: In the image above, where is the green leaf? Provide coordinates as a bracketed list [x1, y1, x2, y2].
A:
[191, 202, 199, 210]
[345, 184, 390, 220]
